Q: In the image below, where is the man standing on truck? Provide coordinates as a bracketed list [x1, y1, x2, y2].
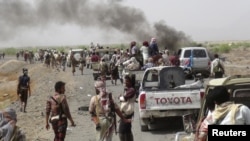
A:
[211, 54, 225, 78]
[149, 38, 159, 57]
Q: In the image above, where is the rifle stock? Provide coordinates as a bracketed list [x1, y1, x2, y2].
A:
[109, 93, 117, 134]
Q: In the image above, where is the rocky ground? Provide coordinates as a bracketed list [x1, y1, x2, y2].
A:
[1, 47, 250, 141]
[0, 56, 146, 141]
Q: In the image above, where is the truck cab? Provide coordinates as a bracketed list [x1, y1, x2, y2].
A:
[175, 75, 250, 141]
[177, 47, 211, 78]
[66, 49, 85, 67]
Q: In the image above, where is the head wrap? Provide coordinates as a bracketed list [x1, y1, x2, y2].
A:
[130, 41, 136, 46]
[151, 38, 156, 42]
[4, 108, 17, 121]
[143, 41, 149, 46]
[165, 49, 169, 54]
[23, 68, 28, 75]
[94, 81, 105, 89]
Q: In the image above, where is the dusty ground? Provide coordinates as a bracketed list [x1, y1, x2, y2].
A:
[1, 47, 250, 141]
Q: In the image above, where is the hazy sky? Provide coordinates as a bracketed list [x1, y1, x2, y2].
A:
[0, 0, 250, 48]
[124, 0, 250, 41]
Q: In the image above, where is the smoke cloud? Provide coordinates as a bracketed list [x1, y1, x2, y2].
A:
[0, 0, 192, 49]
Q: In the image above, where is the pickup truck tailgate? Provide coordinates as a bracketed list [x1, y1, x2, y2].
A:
[145, 90, 201, 110]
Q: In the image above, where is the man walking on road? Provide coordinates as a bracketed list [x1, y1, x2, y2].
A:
[17, 68, 31, 113]
[118, 75, 136, 141]
[46, 81, 76, 141]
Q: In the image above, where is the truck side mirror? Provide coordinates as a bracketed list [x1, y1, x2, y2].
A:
[182, 113, 197, 133]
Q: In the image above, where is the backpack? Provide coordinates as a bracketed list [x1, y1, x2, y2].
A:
[19, 75, 30, 87]
[10, 126, 26, 141]
[213, 60, 224, 73]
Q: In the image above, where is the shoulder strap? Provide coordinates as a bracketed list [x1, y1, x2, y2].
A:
[51, 96, 64, 118]
[94, 95, 100, 121]
[51, 96, 59, 105]
[218, 60, 224, 71]
[218, 59, 221, 66]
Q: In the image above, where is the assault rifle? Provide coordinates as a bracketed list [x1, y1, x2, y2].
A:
[109, 92, 117, 134]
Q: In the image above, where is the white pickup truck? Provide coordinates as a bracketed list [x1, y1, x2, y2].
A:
[138, 66, 205, 131]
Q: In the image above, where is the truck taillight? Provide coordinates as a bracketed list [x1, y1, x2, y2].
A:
[208, 60, 211, 66]
[139, 93, 146, 109]
[200, 91, 205, 99]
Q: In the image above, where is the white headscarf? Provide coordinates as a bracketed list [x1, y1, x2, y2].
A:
[0, 108, 17, 141]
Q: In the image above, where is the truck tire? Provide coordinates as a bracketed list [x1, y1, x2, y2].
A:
[140, 125, 149, 131]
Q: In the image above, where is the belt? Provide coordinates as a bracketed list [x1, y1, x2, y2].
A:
[20, 87, 28, 90]
[51, 114, 66, 120]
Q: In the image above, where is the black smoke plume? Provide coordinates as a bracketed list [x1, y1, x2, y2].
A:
[0, 0, 192, 49]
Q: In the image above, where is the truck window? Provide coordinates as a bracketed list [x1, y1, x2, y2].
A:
[183, 50, 191, 58]
[144, 70, 158, 82]
[160, 67, 185, 89]
[232, 89, 250, 108]
[193, 49, 206, 58]
[151, 74, 158, 81]
[143, 70, 159, 89]
[233, 89, 250, 97]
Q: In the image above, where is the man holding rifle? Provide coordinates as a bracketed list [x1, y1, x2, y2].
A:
[89, 79, 131, 141]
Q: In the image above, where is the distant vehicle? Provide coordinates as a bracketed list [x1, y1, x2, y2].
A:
[66, 49, 84, 67]
[138, 66, 204, 131]
[177, 47, 211, 78]
[90, 48, 117, 70]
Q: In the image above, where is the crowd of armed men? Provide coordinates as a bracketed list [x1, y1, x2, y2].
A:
[14, 38, 181, 77]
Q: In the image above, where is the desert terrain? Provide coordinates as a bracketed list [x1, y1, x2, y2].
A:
[0, 47, 250, 141]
